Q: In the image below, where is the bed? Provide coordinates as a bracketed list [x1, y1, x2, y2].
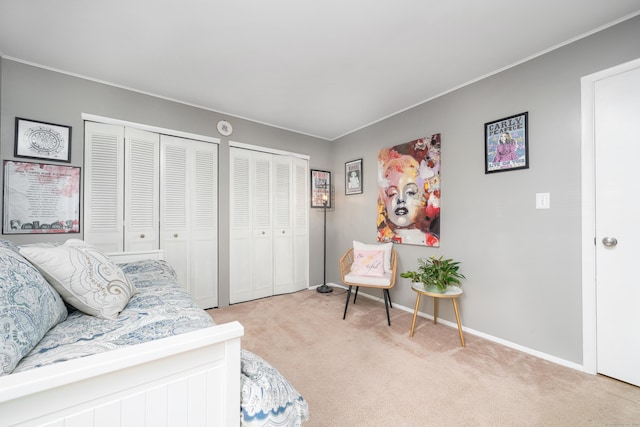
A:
[0, 239, 309, 426]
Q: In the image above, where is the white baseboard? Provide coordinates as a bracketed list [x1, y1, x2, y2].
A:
[319, 282, 584, 372]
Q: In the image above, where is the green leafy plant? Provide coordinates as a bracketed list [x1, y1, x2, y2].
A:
[400, 256, 465, 292]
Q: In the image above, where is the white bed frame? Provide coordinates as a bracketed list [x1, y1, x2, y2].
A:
[0, 250, 244, 427]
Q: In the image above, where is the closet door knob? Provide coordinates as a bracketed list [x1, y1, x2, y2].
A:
[282, 230, 286, 234]
[174, 233, 178, 238]
[140, 234, 145, 239]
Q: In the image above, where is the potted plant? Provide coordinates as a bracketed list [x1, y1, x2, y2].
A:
[400, 256, 465, 293]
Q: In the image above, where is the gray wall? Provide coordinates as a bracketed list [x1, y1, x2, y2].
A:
[0, 58, 2, 128]
[329, 15, 640, 364]
[0, 59, 331, 306]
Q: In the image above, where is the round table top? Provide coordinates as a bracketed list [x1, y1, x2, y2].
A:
[411, 284, 463, 298]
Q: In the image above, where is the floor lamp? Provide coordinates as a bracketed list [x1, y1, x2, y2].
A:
[317, 193, 333, 293]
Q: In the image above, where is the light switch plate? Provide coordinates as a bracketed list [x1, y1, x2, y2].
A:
[536, 193, 550, 209]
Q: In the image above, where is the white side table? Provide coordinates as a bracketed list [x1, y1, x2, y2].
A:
[410, 284, 465, 347]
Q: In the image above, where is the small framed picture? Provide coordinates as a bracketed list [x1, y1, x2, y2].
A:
[311, 169, 331, 208]
[484, 112, 528, 174]
[345, 158, 363, 195]
[14, 117, 72, 163]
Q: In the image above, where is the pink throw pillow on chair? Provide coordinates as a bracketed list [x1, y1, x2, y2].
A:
[351, 250, 385, 277]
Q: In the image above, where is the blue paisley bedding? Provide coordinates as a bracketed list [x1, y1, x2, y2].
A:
[13, 259, 212, 372]
[11, 258, 309, 426]
[241, 350, 310, 426]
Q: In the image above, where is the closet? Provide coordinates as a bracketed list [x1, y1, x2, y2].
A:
[84, 121, 218, 309]
[229, 146, 309, 304]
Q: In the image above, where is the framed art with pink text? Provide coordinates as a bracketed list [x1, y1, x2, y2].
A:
[3, 160, 80, 234]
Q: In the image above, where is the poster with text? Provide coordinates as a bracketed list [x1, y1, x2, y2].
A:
[3, 161, 80, 234]
[485, 112, 529, 173]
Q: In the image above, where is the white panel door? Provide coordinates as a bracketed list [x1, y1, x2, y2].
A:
[124, 128, 159, 252]
[84, 122, 125, 252]
[594, 65, 640, 387]
[273, 155, 294, 295]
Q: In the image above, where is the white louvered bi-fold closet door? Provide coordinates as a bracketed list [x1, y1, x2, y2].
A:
[274, 155, 309, 294]
[190, 142, 218, 308]
[85, 122, 218, 308]
[229, 150, 252, 303]
[229, 149, 273, 303]
[124, 128, 160, 251]
[161, 135, 218, 309]
[229, 148, 308, 303]
[84, 122, 125, 252]
[251, 151, 274, 301]
[273, 155, 293, 295]
[293, 157, 309, 291]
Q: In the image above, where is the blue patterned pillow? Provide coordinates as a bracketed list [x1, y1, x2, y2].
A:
[0, 247, 68, 375]
[0, 239, 20, 253]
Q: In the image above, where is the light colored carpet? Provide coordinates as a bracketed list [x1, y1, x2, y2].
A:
[208, 288, 640, 427]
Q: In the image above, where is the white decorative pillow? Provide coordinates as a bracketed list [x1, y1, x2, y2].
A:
[353, 241, 393, 273]
[20, 239, 135, 319]
[351, 250, 385, 277]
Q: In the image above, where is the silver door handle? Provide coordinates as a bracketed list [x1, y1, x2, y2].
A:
[602, 237, 618, 247]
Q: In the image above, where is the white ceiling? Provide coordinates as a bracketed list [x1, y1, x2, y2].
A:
[1, 1, 639, 141]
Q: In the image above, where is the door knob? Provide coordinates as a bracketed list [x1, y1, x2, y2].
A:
[602, 236, 618, 247]
[174, 233, 178, 238]
[140, 233, 145, 239]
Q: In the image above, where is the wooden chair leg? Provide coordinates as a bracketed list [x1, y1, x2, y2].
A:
[383, 289, 391, 326]
[343, 286, 353, 320]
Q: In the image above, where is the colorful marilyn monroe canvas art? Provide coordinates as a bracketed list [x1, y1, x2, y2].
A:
[377, 134, 441, 247]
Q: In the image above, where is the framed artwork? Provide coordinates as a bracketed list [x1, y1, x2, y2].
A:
[484, 112, 528, 174]
[311, 169, 331, 208]
[14, 117, 72, 163]
[345, 158, 363, 195]
[377, 134, 441, 247]
[3, 161, 80, 234]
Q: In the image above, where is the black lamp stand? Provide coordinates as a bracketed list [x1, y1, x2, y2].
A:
[316, 199, 333, 293]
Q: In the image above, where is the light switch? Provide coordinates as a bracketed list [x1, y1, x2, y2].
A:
[536, 193, 550, 209]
